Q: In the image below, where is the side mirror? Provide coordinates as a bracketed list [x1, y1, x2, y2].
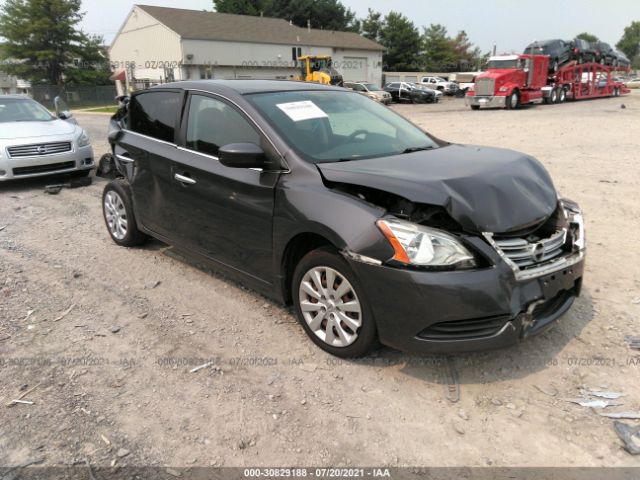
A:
[54, 95, 76, 123]
[107, 118, 122, 144]
[218, 143, 266, 169]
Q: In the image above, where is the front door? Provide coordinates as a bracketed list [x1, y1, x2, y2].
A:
[165, 92, 279, 282]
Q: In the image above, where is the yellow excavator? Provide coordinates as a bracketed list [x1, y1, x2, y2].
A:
[296, 55, 344, 86]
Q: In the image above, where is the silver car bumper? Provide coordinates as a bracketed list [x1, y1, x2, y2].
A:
[0, 145, 94, 181]
[465, 95, 507, 108]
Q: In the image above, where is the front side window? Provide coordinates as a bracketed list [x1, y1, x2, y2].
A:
[185, 94, 260, 157]
[247, 90, 438, 164]
[129, 91, 180, 142]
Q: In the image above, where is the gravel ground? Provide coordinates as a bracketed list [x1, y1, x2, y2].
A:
[1, 93, 639, 469]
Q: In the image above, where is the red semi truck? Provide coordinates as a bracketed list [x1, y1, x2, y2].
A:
[465, 54, 629, 110]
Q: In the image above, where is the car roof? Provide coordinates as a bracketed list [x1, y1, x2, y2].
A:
[526, 39, 562, 47]
[152, 79, 346, 95]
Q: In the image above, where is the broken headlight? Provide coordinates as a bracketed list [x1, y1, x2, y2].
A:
[377, 218, 476, 269]
[561, 198, 585, 251]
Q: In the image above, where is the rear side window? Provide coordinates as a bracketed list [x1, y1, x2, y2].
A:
[185, 94, 260, 157]
[129, 91, 180, 143]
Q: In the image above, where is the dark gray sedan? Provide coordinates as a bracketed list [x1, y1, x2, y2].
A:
[103, 80, 585, 357]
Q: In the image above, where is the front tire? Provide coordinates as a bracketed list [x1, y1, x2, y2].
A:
[506, 90, 520, 109]
[102, 179, 147, 247]
[292, 247, 378, 358]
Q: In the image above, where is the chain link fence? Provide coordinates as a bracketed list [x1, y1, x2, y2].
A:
[31, 85, 117, 110]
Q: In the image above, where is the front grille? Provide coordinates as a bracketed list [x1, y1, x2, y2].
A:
[418, 315, 510, 341]
[13, 161, 75, 176]
[8, 142, 72, 158]
[475, 77, 495, 96]
[494, 230, 567, 269]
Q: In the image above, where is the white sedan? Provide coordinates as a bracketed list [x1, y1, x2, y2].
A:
[0, 95, 94, 181]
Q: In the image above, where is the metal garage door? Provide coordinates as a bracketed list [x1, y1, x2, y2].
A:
[341, 56, 368, 82]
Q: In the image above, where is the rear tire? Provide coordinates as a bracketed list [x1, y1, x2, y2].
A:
[102, 179, 147, 247]
[292, 247, 378, 358]
[470, 105, 480, 110]
[558, 88, 566, 103]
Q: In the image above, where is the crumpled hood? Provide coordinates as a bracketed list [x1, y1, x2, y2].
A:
[317, 144, 558, 233]
[0, 119, 76, 140]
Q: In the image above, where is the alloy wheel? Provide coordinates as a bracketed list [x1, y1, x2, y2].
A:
[104, 190, 128, 240]
[298, 266, 362, 348]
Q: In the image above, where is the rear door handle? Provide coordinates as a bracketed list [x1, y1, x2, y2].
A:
[174, 173, 196, 185]
[116, 154, 134, 164]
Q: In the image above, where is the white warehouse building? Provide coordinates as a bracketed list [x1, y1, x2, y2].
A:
[110, 5, 384, 86]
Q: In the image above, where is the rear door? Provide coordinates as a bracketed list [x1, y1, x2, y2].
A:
[116, 89, 182, 239]
[165, 92, 280, 282]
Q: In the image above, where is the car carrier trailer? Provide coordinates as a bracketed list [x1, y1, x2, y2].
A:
[465, 54, 630, 109]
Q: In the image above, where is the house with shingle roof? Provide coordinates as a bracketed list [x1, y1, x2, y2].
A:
[109, 5, 384, 86]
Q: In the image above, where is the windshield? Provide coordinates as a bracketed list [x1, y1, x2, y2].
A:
[487, 59, 519, 69]
[311, 58, 330, 71]
[362, 83, 381, 91]
[247, 90, 438, 164]
[0, 98, 55, 123]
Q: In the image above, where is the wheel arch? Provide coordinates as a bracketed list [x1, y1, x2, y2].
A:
[279, 230, 340, 305]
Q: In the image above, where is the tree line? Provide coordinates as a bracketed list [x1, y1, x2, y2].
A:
[215, 1, 640, 71]
[215, 1, 487, 71]
[0, 0, 639, 87]
[0, 0, 111, 86]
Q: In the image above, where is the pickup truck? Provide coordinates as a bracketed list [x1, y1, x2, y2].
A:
[419, 76, 459, 95]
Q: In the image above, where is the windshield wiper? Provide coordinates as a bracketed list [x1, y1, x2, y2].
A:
[402, 146, 434, 154]
[318, 157, 359, 164]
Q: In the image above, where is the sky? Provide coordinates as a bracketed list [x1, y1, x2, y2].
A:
[76, 0, 640, 52]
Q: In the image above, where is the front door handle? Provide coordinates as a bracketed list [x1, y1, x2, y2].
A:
[116, 154, 134, 164]
[174, 173, 196, 185]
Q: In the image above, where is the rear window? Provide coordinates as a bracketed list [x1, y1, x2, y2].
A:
[129, 91, 181, 143]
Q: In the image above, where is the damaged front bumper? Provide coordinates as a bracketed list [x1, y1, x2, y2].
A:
[346, 204, 586, 354]
[348, 246, 584, 354]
